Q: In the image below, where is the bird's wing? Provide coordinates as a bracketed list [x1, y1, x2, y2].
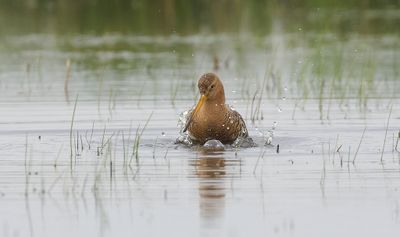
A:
[231, 109, 249, 138]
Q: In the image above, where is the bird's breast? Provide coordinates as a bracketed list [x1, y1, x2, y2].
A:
[188, 104, 240, 143]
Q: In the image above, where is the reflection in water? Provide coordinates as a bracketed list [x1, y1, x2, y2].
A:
[191, 151, 239, 229]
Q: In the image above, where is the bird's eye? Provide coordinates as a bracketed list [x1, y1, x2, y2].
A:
[211, 85, 215, 89]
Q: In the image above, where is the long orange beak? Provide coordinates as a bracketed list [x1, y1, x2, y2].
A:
[193, 95, 206, 115]
[183, 95, 206, 132]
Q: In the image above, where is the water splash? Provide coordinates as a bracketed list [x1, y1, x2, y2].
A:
[203, 139, 224, 151]
[265, 121, 277, 145]
[256, 121, 277, 146]
[232, 136, 255, 148]
[176, 109, 194, 146]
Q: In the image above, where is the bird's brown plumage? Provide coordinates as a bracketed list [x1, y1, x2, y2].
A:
[183, 73, 248, 144]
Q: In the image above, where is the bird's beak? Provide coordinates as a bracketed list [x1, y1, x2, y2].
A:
[193, 94, 206, 115]
[183, 95, 206, 132]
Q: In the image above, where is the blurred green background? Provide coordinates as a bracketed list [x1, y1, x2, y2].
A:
[0, 0, 399, 104]
[1, 0, 399, 35]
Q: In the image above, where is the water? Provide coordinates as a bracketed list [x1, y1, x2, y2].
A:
[1, 2, 400, 237]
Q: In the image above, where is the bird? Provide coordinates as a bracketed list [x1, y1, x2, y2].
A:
[183, 73, 248, 144]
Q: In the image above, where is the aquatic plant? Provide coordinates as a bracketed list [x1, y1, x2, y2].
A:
[129, 112, 153, 165]
[353, 127, 366, 164]
[381, 105, 393, 163]
[69, 94, 79, 173]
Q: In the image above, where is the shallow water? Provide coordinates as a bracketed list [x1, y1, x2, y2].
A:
[1, 4, 400, 237]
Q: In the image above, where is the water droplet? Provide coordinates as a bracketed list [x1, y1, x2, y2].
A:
[273, 121, 278, 129]
[277, 106, 282, 112]
[161, 132, 166, 136]
[284, 87, 288, 91]
[282, 96, 286, 100]
[298, 27, 302, 31]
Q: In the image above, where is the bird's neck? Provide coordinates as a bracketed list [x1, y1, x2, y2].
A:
[210, 90, 225, 104]
[195, 96, 226, 124]
[203, 96, 226, 110]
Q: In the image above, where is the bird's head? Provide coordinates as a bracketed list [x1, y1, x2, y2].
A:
[197, 73, 225, 102]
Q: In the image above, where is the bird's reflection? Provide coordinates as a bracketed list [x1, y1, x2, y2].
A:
[190, 150, 231, 225]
